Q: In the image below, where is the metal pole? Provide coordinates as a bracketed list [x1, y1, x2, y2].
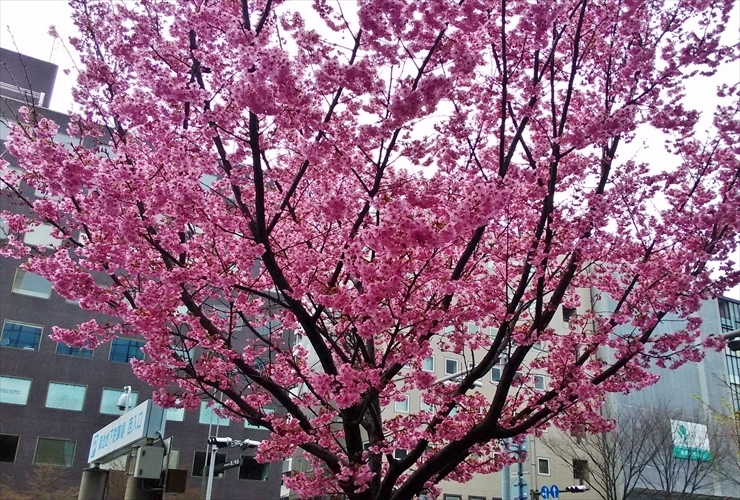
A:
[502, 463, 510, 500]
[517, 454, 524, 500]
[205, 444, 217, 500]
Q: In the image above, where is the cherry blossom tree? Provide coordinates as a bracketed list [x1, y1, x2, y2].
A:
[1, 0, 739, 498]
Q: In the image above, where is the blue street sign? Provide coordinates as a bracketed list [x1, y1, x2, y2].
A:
[540, 485, 550, 499]
[551, 485, 560, 498]
[540, 485, 560, 499]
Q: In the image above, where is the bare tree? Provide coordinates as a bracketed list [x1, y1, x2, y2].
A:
[628, 407, 726, 499]
[543, 406, 664, 500]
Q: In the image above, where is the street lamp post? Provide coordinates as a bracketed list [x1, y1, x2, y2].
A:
[204, 437, 261, 500]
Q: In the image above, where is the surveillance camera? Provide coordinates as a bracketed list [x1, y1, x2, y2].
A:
[207, 437, 234, 448]
[117, 393, 129, 411]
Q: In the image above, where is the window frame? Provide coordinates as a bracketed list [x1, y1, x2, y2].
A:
[537, 457, 551, 476]
[45, 381, 87, 411]
[394, 395, 410, 414]
[0, 375, 32, 405]
[108, 338, 145, 363]
[0, 434, 20, 463]
[100, 388, 139, 415]
[238, 455, 270, 481]
[422, 356, 435, 372]
[33, 437, 76, 467]
[12, 269, 53, 299]
[198, 401, 231, 426]
[534, 374, 546, 390]
[444, 358, 459, 375]
[56, 342, 94, 359]
[23, 223, 62, 248]
[192, 450, 226, 477]
[1, 320, 43, 351]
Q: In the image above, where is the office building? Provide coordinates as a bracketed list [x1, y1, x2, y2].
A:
[0, 47, 281, 499]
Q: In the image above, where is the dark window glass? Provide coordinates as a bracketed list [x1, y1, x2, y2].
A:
[239, 456, 269, 480]
[573, 459, 589, 480]
[56, 343, 93, 358]
[109, 339, 145, 363]
[33, 438, 75, 467]
[0, 434, 20, 462]
[192, 451, 226, 477]
[1, 321, 42, 350]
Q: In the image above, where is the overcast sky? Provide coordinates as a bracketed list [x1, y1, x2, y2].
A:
[1, 0, 738, 300]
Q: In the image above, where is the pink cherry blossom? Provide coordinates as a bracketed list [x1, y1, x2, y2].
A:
[1, 0, 739, 499]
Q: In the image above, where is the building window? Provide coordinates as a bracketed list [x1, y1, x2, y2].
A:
[0, 165, 22, 190]
[443, 495, 462, 500]
[469, 497, 487, 500]
[534, 375, 546, 390]
[23, 223, 62, 248]
[538, 457, 551, 475]
[33, 438, 75, 467]
[192, 451, 226, 477]
[491, 367, 501, 382]
[467, 323, 480, 333]
[562, 306, 577, 323]
[56, 342, 93, 358]
[420, 398, 434, 413]
[109, 338, 145, 363]
[100, 388, 139, 414]
[239, 456, 270, 480]
[166, 408, 185, 422]
[199, 402, 230, 426]
[445, 358, 459, 375]
[573, 459, 589, 481]
[45, 382, 86, 411]
[422, 356, 435, 372]
[394, 395, 410, 413]
[12, 269, 53, 298]
[1, 320, 43, 350]
[0, 434, 20, 462]
[245, 407, 275, 429]
[393, 449, 408, 460]
[0, 376, 32, 405]
[0, 215, 9, 239]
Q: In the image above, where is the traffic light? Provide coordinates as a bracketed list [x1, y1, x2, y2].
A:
[207, 437, 234, 448]
[563, 485, 589, 493]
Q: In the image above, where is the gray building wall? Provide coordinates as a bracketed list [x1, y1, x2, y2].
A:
[597, 295, 739, 499]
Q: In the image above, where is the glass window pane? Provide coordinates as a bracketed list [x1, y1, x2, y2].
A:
[56, 342, 93, 358]
[422, 356, 434, 372]
[244, 408, 274, 429]
[12, 269, 52, 298]
[100, 388, 139, 415]
[0, 434, 20, 462]
[192, 451, 226, 477]
[0, 376, 32, 405]
[445, 359, 458, 375]
[46, 382, 86, 411]
[0, 215, 9, 239]
[199, 402, 230, 426]
[1, 321, 43, 350]
[394, 396, 409, 413]
[109, 338, 145, 363]
[23, 224, 62, 248]
[239, 456, 269, 480]
[34, 438, 75, 467]
[166, 408, 185, 422]
[491, 367, 501, 382]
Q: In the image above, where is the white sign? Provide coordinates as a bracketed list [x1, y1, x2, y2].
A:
[88, 400, 165, 463]
[0, 376, 32, 405]
[670, 419, 711, 461]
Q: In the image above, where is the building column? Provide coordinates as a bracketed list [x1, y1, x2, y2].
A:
[78, 467, 109, 500]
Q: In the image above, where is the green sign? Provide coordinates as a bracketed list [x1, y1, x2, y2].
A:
[670, 420, 711, 462]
